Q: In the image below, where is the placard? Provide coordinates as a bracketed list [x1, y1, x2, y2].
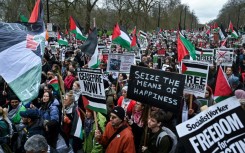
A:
[107, 53, 135, 73]
[195, 48, 214, 66]
[181, 60, 209, 98]
[176, 99, 245, 153]
[127, 65, 185, 113]
[77, 68, 107, 114]
[215, 48, 234, 66]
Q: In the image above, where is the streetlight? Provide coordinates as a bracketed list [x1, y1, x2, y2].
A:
[157, 2, 160, 28]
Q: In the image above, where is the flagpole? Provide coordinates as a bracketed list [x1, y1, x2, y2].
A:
[189, 94, 193, 109]
[93, 111, 99, 130]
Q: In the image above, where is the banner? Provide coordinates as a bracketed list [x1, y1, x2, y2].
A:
[195, 48, 214, 66]
[176, 100, 245, 153]
[127, 65, 185, 113]
[215, 48, 234, 66]
[107, 53, 135, 73]
[77, 68, 107, 114]
[182, 60, 209, 98]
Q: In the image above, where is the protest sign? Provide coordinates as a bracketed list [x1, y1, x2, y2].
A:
[176, 99, 245, 153]
[215, 48, 234, 66]
[77, 68, 107, 114]
[182, 60, 209, 98]
[195, 48, 214, 66]
[107, 53, 135, 73]
[127, 65, 185, 113]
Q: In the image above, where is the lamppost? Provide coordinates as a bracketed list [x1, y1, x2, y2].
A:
[47, 0, 49, 23]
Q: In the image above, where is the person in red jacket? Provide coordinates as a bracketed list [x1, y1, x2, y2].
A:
[95, 106, 136, 153]
[117, 86, 136, 117]
[64, 69, 76, 91]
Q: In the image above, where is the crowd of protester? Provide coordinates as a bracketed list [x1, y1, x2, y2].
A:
[0, 30, 245, 153]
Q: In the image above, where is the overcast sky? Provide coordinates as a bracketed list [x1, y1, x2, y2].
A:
[181, 0, 228, 24]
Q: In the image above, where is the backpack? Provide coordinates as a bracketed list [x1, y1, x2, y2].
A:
[156, 127, 178, 153]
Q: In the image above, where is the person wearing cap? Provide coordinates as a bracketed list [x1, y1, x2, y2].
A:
[95, 106, 136, 153]
[117, 86, 136, 117]
[17, 109, 45, 153]
[24, 134, 48, 153]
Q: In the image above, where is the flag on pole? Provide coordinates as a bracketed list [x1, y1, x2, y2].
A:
[177, 31, 196, 61]
[70, 108, 83, 140]
[228, 21, 239, 39]
[0, 0, 45, 105]
[214, 66, 236, 103]
[70, 16, 87, 41]
[112, 23, 131, 50]
[57, 31, 68, 46]
[218, 24, 227, 40]
[80, 28, 100, 68]
[139, 30, 147, 39]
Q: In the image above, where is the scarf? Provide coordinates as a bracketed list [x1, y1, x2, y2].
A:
[73, 89, 81, 104]
[8, 102, 22, 119]
[64, 103, 75, 114]
[84, 117, 94, 137]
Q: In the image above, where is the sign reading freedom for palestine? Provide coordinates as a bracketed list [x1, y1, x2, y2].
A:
[127, 65, 185, 113]
[176, 100, 245, 153]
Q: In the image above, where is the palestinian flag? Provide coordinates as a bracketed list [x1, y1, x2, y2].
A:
[178, 31, 196, 61]
[70, 16, 87, 41]
[80, 28, 100, 68]
[82, 95, 107, 114]
[112, 23, 131, 50]
[139, 30, 147, 39]
[57, 31, 68, 46]
[218, 24, 227, 40]
[131, 27, 137, 47]
[71, 107, 83, 140]
[48, 78, 60, 92]
[0, 0, 45, 105]
[228, 21, 239, 39]
[181, 61, 208, 78]
[214, 66, 236, 103]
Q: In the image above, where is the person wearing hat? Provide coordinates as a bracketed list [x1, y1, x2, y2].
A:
[95, 106, 136, 153]
[17, 109, 45, 153]
[8, 94, 26, 125]
[117, 86, 136, 117]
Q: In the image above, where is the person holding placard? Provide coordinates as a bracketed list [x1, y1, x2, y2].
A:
[141, 110, 172, 153]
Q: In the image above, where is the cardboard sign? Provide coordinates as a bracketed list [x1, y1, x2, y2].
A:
[176, 99, 245, 153]
[127, 65, 185, 113]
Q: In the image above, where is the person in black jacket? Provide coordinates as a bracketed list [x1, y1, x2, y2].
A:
[18, 109, 45, 153]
